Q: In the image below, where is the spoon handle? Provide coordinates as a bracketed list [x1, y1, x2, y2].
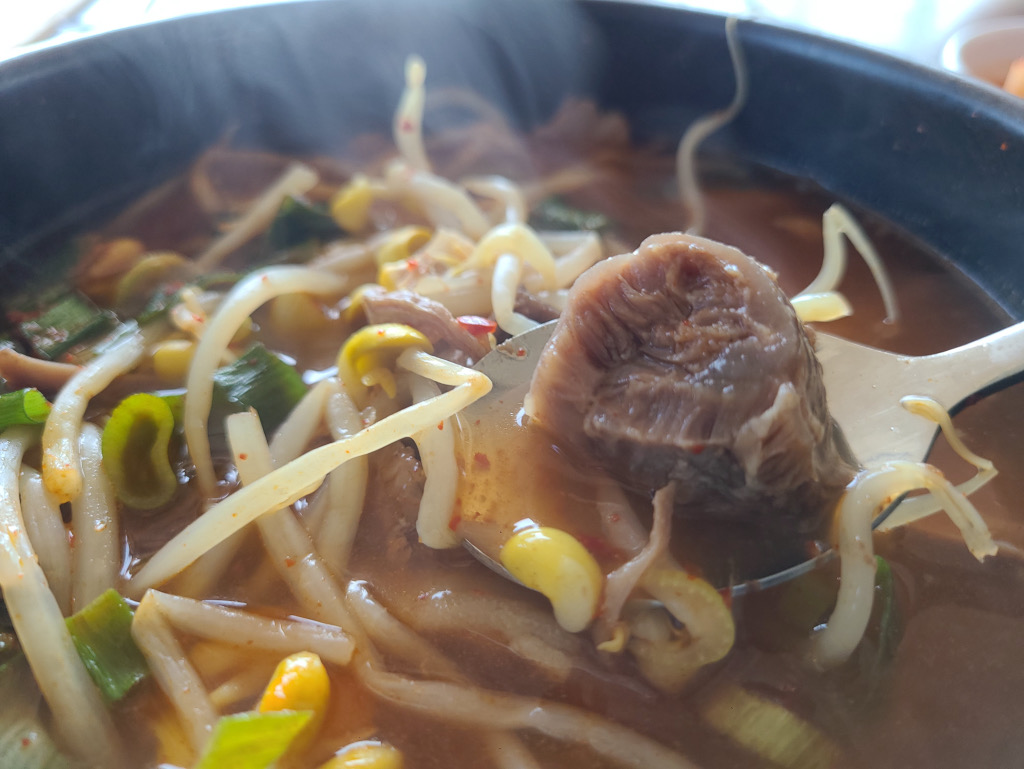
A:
[917, 320, 1024, 406]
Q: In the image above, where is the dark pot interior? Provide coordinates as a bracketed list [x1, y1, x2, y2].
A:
[1, 0, 1023, 315]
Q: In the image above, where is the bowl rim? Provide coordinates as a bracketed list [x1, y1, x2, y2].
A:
[3, 0, 1024, 317]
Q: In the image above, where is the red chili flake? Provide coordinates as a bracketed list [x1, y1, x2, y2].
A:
[719, 588, 734, 609]
[400, 118, 414, 133]
[376, 328, 386, 336]
[689, 444, 705, 455]
[456, 315, 498, 336]
[610, 513, 620, 523]
[284, 556, 296, 568]
[406, 258, 419, 270]
[21, 737, 32, 748]
[448, 513, 462, 531]
[437, 422, 444, 431]
[515, 347, 527, 358]
[237, 453, 248, 461]
[473, 452, 490, 469]
[1001, 141, 1009, 151]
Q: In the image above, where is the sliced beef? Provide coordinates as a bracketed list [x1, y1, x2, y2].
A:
[526, 232, 855, 536]
[361, 288, 490, 366]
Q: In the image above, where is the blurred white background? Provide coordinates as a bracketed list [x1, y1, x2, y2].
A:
[4, 0, 1024, 75]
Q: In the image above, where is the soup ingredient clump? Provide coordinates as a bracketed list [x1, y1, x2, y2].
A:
[526, 232, 856, 536]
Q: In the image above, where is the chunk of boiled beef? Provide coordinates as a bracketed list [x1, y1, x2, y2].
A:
[525, 232, 856, 536]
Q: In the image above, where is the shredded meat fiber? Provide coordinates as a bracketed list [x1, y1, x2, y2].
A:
[526, 232, 856, 536]
[362, 287, 490, 366]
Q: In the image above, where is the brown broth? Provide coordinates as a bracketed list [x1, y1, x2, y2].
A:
[398, 176, 1024, 768]
[28, 143, 1024, 768]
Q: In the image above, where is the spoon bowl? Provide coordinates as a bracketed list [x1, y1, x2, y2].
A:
[459, 319, 1024, 594]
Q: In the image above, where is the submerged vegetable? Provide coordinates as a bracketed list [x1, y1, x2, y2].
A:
[321, 740, 405, 769]
[65, 588, 149, 703]
[0, 657, 73, 769]
[702, 685, 835, 769]
[840, 555, 904, 704]
[0, 389, 50, 431]
[195, 710, 313, 769]
[101, 393, 177, 510]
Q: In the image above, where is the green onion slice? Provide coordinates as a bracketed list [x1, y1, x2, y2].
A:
[0, 390, 51, 432]
[212, 343, 307, 433]
[101, 393, 178, 510]
[195, 710, 313, 769]
[18, 294, 115, 361]
[65, 589, 149, 703]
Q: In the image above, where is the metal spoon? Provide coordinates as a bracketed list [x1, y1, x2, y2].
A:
[815, 322, 1024, 465]
[460, 319, 1024, 593]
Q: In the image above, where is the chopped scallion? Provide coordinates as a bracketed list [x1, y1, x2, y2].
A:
[849, 555, 904, 703]
[872, 555, 901, 660]
[212, 343, 307, 433]
[101, 393, 178, 510]
[0, 389, 51, 432]
[17, 294, 115, 360]
[135, 273, 243, 325]
[267, 195, 342, 252]
[65, 589, 148, 703]
[135, 283, 184, 325]
[195, 710, 313, 769]
[529, 197, 612, 233]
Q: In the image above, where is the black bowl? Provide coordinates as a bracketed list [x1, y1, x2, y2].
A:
[1, 0, 1023, 315]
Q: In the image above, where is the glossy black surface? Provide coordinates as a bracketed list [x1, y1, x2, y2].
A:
[1, 0, 1022, 312]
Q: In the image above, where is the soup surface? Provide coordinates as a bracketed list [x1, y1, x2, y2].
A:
[0, 88, 1022, 769]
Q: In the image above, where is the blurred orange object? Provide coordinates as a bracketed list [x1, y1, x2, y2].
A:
[1003, 57, 1024, 96]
